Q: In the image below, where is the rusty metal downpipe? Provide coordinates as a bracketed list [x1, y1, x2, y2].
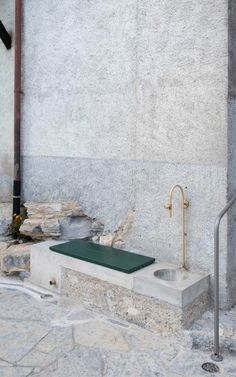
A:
[13, 0, 22, 216]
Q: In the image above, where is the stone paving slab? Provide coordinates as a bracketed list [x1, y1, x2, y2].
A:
[0, 319, 50, 364]
[0, 366, 33, 377]
[33, 348, 103, 377]
[187, 307, 236, 353]
[0, 283, 235, 377]
[0, 289, 43, 321]
[18, 326, 74, 368]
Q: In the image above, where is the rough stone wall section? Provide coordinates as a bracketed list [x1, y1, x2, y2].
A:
[97, 208, 134, 248]
[19, 202, 134, 247]
[20, 201, 103, 240]
[61, 267, 208, 334]
[0, 241, 32, 274]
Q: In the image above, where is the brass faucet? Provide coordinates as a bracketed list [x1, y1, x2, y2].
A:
[164, 185, 189, 270]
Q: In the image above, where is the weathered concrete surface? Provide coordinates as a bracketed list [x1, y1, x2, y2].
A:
[227, 1, 236, 308]
[22, 0, 227, 165]
[227, 98, 236, 308]
[19, 0, 231, 308]
[0, 203, 12, 236]
[0, 0, 14, 202]
[0, 283, 235, 376]
[22, 0, 137, 161]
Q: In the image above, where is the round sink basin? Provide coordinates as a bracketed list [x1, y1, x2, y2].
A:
[153, 268, 189, 281]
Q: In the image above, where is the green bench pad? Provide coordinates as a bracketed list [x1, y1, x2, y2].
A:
[50, 239, 155, 274]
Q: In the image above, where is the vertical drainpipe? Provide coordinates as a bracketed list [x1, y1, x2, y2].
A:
[13, 0, 22, 216]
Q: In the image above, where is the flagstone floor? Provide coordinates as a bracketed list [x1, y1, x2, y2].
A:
[0, 284, 235, 377]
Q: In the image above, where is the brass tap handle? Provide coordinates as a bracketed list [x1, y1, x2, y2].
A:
[164, 203, 172, 217]
[49, 277, 56, 286]
[184, 199, 189, 209]
[164, 203, 172, 210]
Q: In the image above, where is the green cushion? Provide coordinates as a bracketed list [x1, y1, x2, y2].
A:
[50, 239, 155, 274]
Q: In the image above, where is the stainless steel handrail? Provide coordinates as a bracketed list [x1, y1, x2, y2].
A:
[211, 194, 236, 362]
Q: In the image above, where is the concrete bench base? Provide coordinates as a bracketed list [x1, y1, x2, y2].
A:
[30, 241, 210, 333]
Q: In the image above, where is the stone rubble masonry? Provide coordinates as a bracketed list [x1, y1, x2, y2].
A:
[19, 202, 134, 249]
[61, 267, 209, 334]
[0, 200, 135, 274]
[112, 208, 134, 248]
[0, 242, 33, 274]
[19, 201, 105, 241]
[98, 208, 134, 248]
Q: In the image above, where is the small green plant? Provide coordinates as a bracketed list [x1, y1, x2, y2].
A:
[10, 206, 27, 238]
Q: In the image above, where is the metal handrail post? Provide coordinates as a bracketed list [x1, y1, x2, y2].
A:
[211, 195, 236, 362]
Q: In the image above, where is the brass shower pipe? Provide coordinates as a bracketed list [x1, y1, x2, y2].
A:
[164, 185, 189, 270]
[13, 0, 22, 216]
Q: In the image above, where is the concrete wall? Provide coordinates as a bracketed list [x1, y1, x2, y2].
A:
[227, 0, 236, 308]
[0, 0, 14, 202]
[20, 1, 231, 306]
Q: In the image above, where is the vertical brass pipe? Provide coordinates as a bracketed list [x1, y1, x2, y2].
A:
[164, 185, 189, 270]
[13, 0, 22, 216]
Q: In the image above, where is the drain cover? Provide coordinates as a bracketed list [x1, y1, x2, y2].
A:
[40, 293, 53, 299]
[202, 363, 220, 373]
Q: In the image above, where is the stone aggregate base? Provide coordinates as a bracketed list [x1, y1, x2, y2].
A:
[61, 267, 209, 334]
